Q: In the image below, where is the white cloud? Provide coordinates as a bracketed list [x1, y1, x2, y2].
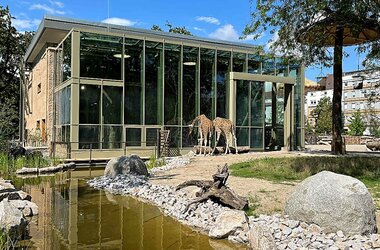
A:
[50, 1, 64, 8]
[102, 17, 137, 26]
[12, 18, 40, 30]
[265, 31, 279, 51]
[209, 24, 239, 41]
[30, 4, 65, 15]
[196, 16, 220, 25]
[194, 27, 206, 32]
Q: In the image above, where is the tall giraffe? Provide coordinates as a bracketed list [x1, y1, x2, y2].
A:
[212, 117, 237, 154]
[189, 114, 213, 155]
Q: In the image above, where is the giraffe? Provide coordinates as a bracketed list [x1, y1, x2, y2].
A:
[189, 114, 213, 155]
[212, 117, 237, 154]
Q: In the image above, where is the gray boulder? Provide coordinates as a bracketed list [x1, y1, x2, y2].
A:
[209, 210, 249, 238]
[0, 200, 28, 238]
[104, 155, 148, 178]
[284, 171, 377, 235]
[8, 200, 39, 217]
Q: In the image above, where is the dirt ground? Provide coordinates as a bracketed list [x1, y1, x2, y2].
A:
[150, 145, 380, 227]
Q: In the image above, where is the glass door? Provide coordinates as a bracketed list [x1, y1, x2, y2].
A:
[235, 80, 265, 150]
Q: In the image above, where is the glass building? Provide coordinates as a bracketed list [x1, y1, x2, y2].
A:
[23, 16, 304, 159]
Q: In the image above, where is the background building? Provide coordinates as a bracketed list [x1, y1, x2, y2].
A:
[342, 70, 380, 133]
[23, 16, 304, 159]
[304, 89, 333, 127]
[304, 69, 380, 134]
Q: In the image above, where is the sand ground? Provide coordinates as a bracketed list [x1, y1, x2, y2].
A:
[150, 145, 380, 227]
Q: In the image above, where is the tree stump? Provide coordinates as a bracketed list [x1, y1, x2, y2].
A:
[176, 164, 248, 212]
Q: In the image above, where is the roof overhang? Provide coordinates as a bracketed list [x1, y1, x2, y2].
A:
[25, 15, 263, 64]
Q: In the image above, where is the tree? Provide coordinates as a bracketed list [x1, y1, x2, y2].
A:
[0, 5, 33, 147]
[347, 111, 366, 136]
[243, 0, 380, 154]
[313, 97, 332, 135]
[151, 21, 192, 35]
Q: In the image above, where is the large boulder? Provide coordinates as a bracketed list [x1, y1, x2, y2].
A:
[284, 171, 377, 235]
[104, 155, 148, 178]
[0, 200, 28, 239]
[209, 210, 249, 238]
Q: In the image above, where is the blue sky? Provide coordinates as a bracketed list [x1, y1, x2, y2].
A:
[4, 0, 364, 82]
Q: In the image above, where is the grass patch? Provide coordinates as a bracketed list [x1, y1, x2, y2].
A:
[0, 153, 62, 174]
[146, 155, 166, 169]
[230, 156, 380, 183]
[230, 156, 380, 207]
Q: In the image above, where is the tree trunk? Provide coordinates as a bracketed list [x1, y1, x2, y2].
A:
[331, 25, 344, 155]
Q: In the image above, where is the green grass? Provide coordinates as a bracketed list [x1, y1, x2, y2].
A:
[230, 156, 380, 183]
[146, 155, 166, 169]
[230, 156, 380, 208]
[0, 153, 59, 174]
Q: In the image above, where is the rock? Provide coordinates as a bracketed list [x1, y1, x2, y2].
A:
[104, 155, 148, 178]
[284, 171, 377, 235]
[16, 167, 39, 175]
[0, 200, 28, 239]
[209, 210, 248, 238]
[366, 140, 380, 151]
[248, 223, 278, 250]
[0, 190, 31, 202]
[8, 200, 39, 217]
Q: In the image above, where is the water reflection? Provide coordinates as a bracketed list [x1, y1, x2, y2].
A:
[13, 170, 246, 249]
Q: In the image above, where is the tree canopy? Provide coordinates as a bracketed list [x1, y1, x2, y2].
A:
[243, 0, 380, 154]
[347, 111, 366, 136]
[243, 0, 380, 66]
[314, 97, 332, 135]
[0, 5, 34, 146]
[151, 21, 192, 35]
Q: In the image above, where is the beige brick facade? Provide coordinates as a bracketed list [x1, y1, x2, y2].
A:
[25, 48, 56, 147]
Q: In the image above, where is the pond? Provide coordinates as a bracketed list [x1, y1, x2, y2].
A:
[10, 169, 245, 249]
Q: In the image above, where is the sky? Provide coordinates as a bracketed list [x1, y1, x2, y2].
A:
[3, 0, 366, 82]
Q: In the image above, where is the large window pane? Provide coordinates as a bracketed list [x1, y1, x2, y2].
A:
[55, 86, 71, 125]
[124, 39, 143, 125]
[236, 80, 249, 126]
[62, 34, 71, 82]
[200, 48, 214, 119]
[126, 128, 141, 146]
[217, 50, 231, 118]
[164, 44, 181, 125]
[183, 46, 198, 124]
[103, 126, 122, 149]
[248, 54, 260, 74]
[251, 82, 264, 126]
[145, 41, 163, 125]
[80, 84, 100, 124]
[233, 52, 246, 72]
[262, 56, 275, 75]
[182, 126, 197, 147]
[103, 86, 122, 124]
[79, 125, 100, 149]
[236, 127, 249, 147]
[250, 128, 263, 148]
[276, 57, 288, 76]
[80, 32, 122, 80]
[146, 128, 158, 147]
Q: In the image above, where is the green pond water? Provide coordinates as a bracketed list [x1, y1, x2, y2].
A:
[10, 169, 246, 249]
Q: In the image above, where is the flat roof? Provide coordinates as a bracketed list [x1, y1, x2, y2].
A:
[25, 15, 263, 63]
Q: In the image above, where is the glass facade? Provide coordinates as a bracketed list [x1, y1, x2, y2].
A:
[53, 29, 303, 152]
[80, 32, 122, 80]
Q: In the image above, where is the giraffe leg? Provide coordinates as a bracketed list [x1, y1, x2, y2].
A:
[203, 136, 208, 156]
[225, 136, 230, 154]
[198, 131, 203, 155]
[212, 131, 221, 155]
